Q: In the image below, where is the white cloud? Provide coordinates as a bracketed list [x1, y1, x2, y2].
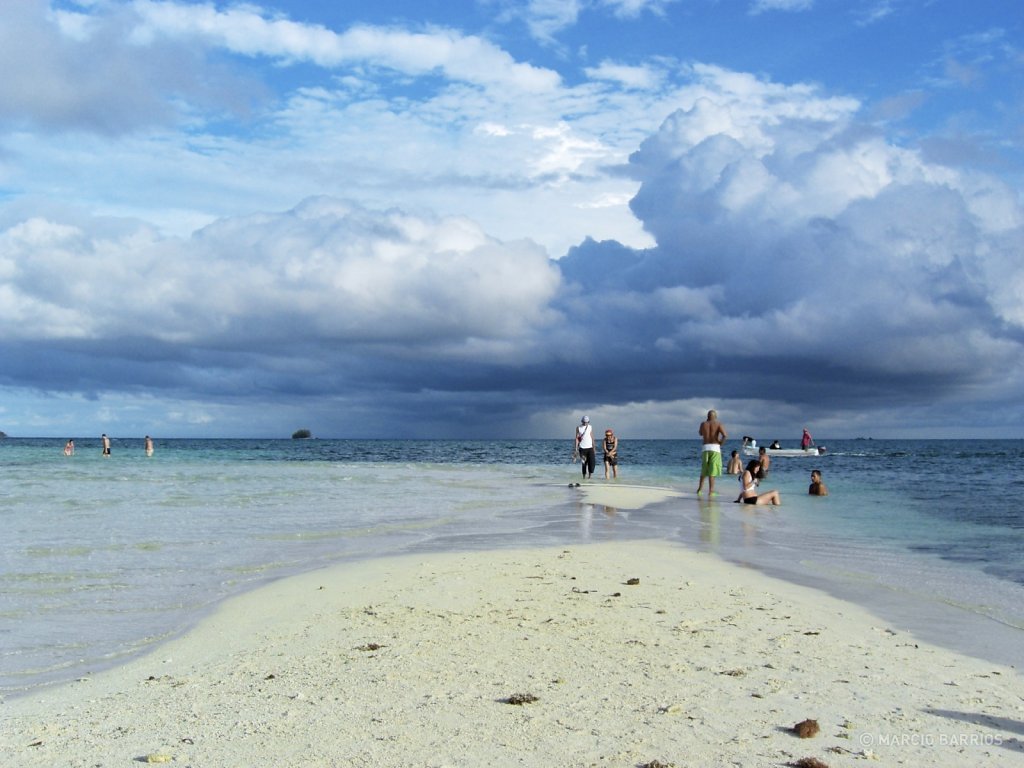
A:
[585, 61, 665, 90]
[750, 0, 814, 13]
[520, 0, 584, 41]
[600, 0, 678, 19]
[131, 0, 561, 92]
[2, 1, 679, 257]
[508, 0, 677, 43]
[0, 0, 262, 132]
[50, 7, 95, 40]
[0, 199, 563, 353]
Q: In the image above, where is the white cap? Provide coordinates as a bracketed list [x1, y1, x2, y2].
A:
[581, 415, 590, 423]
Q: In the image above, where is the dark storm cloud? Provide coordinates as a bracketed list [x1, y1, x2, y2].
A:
[547, 93, 1024, 428]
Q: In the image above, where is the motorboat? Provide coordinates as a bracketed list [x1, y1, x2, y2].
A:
[741, 437, 826, 457]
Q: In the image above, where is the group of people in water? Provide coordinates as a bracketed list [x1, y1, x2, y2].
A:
[700, 410, 827, 504]
[574, 410, 829, 504]
[63, 434, 154, 457]
[695, 409, 775, 503]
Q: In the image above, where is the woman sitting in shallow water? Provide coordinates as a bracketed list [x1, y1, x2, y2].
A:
[736, 460, 781, 506]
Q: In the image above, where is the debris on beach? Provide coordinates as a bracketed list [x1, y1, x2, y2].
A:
[790, 758, 829, 768]
[142, 753, 174, 763]
[640, 760, 675, 768]
[356, 643, 385, 652]
[504, 692, 539, 705]
[793, 718, 821, 738]
[626, 577, 641, 585]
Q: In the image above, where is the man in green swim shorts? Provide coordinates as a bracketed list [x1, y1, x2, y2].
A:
[696, 409, 728, 496]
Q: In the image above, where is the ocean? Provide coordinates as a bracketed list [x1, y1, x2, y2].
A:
[1, 437, 1022, 697]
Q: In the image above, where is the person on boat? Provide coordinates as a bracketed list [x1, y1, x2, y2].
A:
[758, 445, 771, 477]
[737, 460, 781, 506]
[574, 416, 596, 480]
[602, 428, 619, 479]
[769, 439, 781, 449]
[808, 469, 829, 496]
[801, 428, 814, 450]
[696, 409, 728, 496]
[726, 450, 742, 475]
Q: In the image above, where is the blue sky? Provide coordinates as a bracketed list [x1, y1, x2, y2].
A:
[1, 0, 1022, 439]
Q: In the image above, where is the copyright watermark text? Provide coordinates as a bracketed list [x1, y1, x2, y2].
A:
[858, 732, 1003, 748]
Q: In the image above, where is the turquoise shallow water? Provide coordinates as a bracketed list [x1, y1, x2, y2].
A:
[1, 437, 1022, 695]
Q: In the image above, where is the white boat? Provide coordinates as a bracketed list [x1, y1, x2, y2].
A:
[741, 438, 825, 457]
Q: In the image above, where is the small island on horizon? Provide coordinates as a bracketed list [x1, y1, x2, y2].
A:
[291, 429, 313, 439]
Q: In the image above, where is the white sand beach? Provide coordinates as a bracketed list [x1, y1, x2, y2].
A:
[3, 487, 1022, 767]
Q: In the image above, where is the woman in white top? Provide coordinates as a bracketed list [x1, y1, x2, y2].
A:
[737, 460, 781, 506]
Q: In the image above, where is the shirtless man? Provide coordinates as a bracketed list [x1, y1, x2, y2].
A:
[696, 409, 727, 496]
[808, 469, 829, 496]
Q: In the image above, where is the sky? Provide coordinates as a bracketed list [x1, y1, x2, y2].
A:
[1, 0, 1022, 440]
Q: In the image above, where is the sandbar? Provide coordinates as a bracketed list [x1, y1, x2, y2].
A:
[2, 540, 1021, 767]
[577, 482, 685, 510]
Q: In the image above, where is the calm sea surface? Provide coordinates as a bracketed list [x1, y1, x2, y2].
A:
[1, 437, 1022, 695]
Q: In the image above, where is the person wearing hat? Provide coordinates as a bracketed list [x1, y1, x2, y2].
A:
[574, 415, 596, 479]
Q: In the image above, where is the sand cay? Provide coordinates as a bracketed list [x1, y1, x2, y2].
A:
[2, 485, 1022, 767]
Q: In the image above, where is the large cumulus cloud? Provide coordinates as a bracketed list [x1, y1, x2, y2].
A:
[557, 66, 1024, 428]
[0, 199, 563, 421]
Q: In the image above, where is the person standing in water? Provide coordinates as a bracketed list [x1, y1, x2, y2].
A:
[63, 439, 75, 456]
[101, 434, 111, 457]
[696, 409, 727, 496]
[144, 435, 154, 457]
[574, 416, 596, 480]
[602, 428, 619, 479]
